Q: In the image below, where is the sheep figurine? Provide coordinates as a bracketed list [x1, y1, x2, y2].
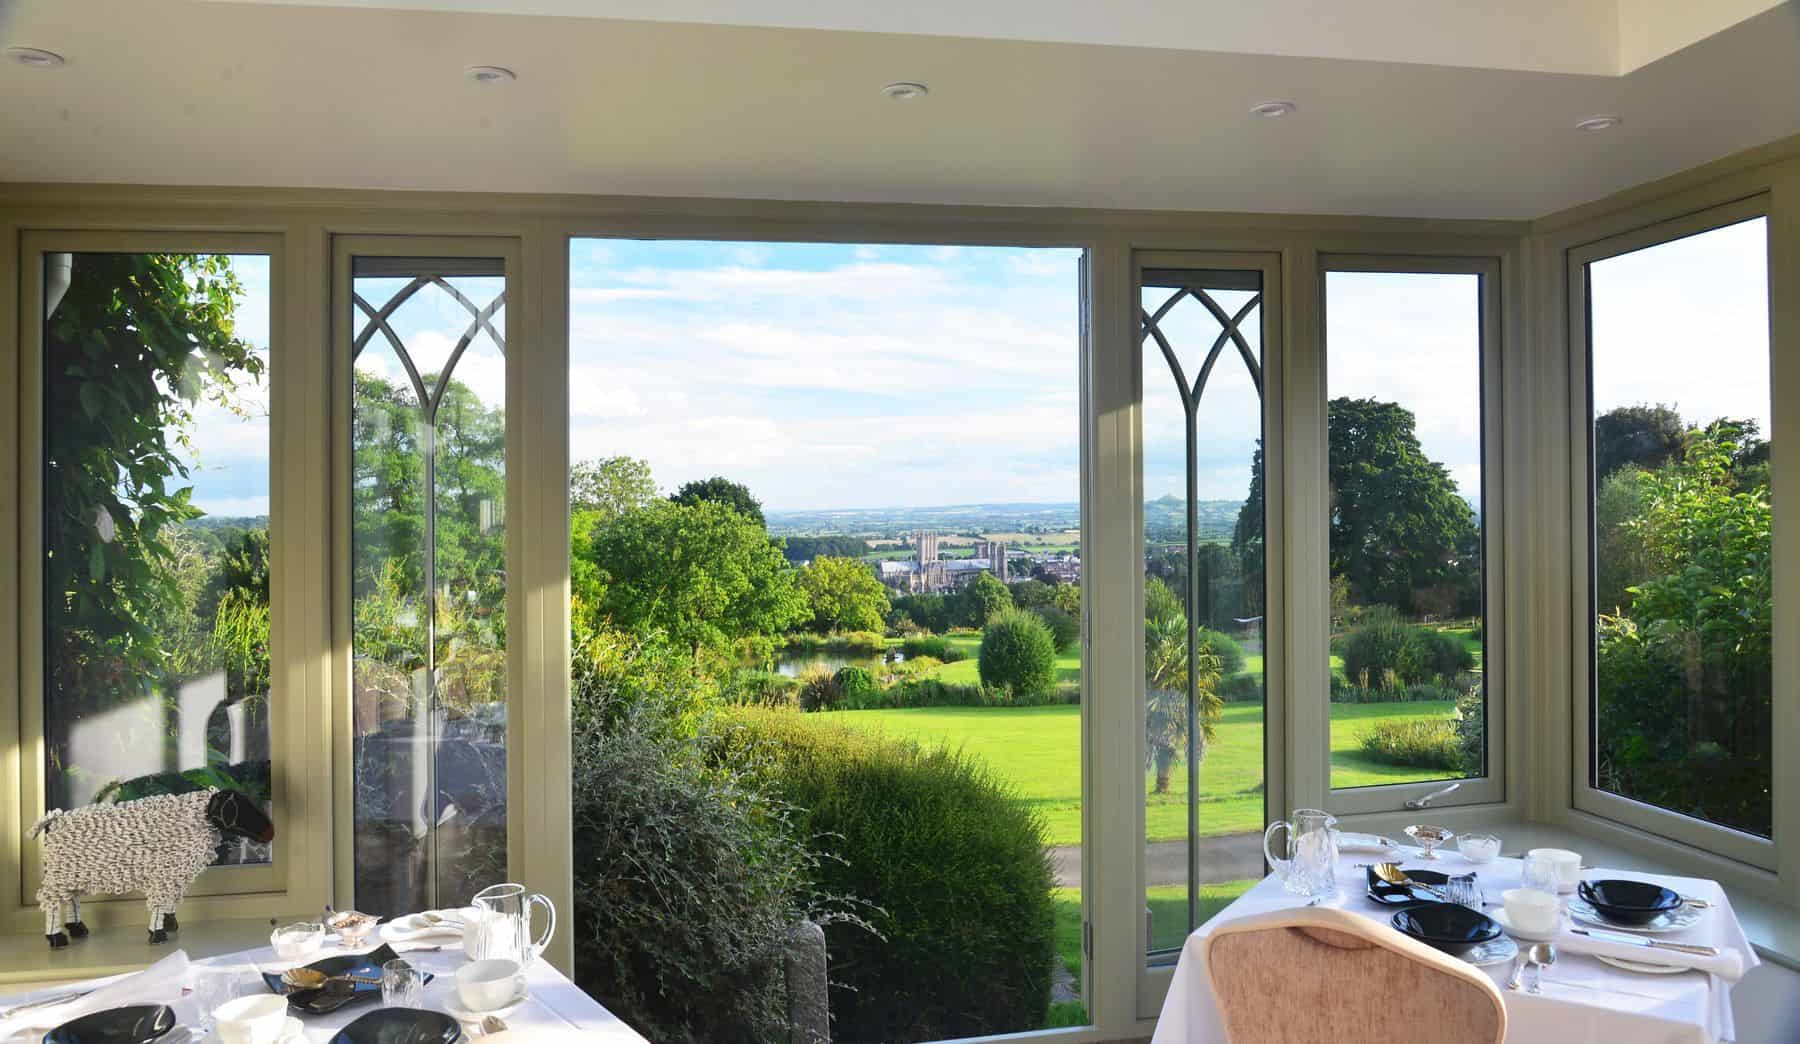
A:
[29, 789, 275, 947]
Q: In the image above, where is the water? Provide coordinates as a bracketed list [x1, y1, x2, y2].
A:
[770, 649, 906, 678]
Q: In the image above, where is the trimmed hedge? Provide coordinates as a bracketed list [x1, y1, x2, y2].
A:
[978, 608, 1057, 696]
[716, 708, 1057, 1043]
[1396, 629, 1474, 683]
[1196, 628, 1246, 677]
[1217, 672, 1262, 703]
[1357, 718, 1462, 770]
[899, 635, 968, 663]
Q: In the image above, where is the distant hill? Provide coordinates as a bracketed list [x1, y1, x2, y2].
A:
[767, 497, 1245, 543]
[1144, 495, 1242, 544]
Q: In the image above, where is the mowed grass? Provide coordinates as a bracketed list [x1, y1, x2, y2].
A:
[823, 700, 1459, 847]
[1053, 880, 1256, 983]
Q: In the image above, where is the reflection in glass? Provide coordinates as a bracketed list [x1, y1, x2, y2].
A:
[1323, 271, 1486, 790]
[42, 252, 274, 867]
[1140, 269, 1266, 956]
[1587, 217, 1772, 838]
[350, 259, 509, 913]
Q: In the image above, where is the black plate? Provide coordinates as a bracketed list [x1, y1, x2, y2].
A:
[43, 1005, 176, 1044]
[1364, 866, 1451, 907]
[262, 944, 434, 1015]
[1391, 901, 1502, 955]
[328, 1007, 461, 1044]
[1578, 879, 1682, 926]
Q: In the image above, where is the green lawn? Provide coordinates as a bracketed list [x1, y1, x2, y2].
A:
[1053, 880, 1255, 983]
[824, 699, 1458, 846]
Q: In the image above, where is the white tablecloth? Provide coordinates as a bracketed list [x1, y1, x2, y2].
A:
[0, 939, 648, 1043]
[1151, 849, 1759, 1044]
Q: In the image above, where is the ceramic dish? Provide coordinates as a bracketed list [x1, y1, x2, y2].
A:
[1364, 865, 1452, 907]
[262, 944, 434, 1015]
[1577, 879, 1683, 926]
[1336, 831, 1401, 854]
[42, 1005, 177, 1044]
[1391, 902, 1502, 956]
[327, 1008, 460, 1044]
[378, 908, 474, 945]
[1487, 906, 1560, 942]
[1568, 896, 1703, 934]
[442, 990, 526, 1024]
[1595, 954, 1692, 975]
[1459, 935, 1518, 968]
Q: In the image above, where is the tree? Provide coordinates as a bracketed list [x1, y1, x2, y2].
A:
[1230, 444, 1267, 617]
[1594, 465, 1652, 614]
[571, 456, 658, 518]
[1007, 579, 1053, 610]
[977, 609, 1057, 696]
[670, 477, 765, 528]
[1144, 579, 1223, 794]
[958, 572, 1012, 627]
[1594, 404, 1683, 484]
[591, 500, 806, 654]
[797, 556, 891, 634]
[891, 593, 953, 634]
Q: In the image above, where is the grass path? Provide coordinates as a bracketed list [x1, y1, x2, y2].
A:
[822, 700, 1459, 847]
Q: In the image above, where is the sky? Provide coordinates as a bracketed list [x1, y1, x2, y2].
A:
[173, 218, 1771, 518]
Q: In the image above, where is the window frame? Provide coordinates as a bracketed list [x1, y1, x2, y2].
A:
[1316, 254, 1506, 815]
[1565, 197, 1778, 871]
[5, 228, 332, 934]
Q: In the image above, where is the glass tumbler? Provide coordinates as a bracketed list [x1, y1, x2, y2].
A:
[1521, 853, 1560, 898]
[382, 958, 424, 1008]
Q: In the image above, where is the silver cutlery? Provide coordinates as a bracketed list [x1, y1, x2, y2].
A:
[1527, 942, 1556, 994]
[1371, 862, 1450, 901]
[1569, 926, 1719, 957]
[1503, 952, 1528, 991]
[0, 987, 95, 1018]
[481, 1015, 508, 1035]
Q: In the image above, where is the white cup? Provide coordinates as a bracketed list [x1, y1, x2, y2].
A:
[456, 958, 525, 1013]
[1502, 887, 1562, 936]
[1527, 847, 1583, 893]
[214, 995, 290, 1044]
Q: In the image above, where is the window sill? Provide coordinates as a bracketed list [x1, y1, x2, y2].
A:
[0, 918, 278, 988]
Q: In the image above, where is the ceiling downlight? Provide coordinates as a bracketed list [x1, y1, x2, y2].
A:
[5, 47, 67, 69]
[881, 81, 929, 101]
[465, 65, 517, 85]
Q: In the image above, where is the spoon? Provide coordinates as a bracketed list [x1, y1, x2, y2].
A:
[1371, 862, 1450, 900]
[281, 967, 380, 990]
[1527, 942, 1556, 994]
[423, 912, 466, 928]
[1503, 951, 1528, 991]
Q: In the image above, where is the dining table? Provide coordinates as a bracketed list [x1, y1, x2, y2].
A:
[0, 930, 649, 1043]
[1150, 846, 1760, 1044]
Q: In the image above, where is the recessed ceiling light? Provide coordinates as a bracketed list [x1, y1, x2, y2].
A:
[1250, 100, 1297, 119]
[882, 81, 929, 101]
[5, 47, 67, 69]
[465, 65, 516, 85]
[1576, 114, 1623, 132]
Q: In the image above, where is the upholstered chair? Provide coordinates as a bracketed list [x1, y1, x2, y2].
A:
[1200, 905, 1506, 1044]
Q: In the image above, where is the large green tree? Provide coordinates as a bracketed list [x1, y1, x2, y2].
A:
[1594, 404, 1684, 484]
[957, 571, 1013, 627]
[571, 456, 658, 518]
[670, 476, 765, 528]
[590, 499, 806, 654]
[1239, 398, 1479, 615]
[796, 556, 890, 634]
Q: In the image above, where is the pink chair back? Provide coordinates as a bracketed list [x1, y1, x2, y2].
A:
[1199, 905, 1506, 1044]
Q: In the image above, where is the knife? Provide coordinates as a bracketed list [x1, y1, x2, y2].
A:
[1570, 926, 1719, 957]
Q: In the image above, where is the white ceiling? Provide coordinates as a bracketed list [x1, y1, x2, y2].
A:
[1, 0, 1797, 219]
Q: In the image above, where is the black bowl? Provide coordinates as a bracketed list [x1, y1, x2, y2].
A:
[1365, 866, 1451, 907]
[1579, 879, 1682, 926]
[1391, 902, 1502, 955]
[328, 1007, 461, 1044]
[44, 1005, 176, 1044]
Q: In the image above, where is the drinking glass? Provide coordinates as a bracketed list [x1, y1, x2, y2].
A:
[382, 959, 424, 1008]
[1521, 853, 1559, 898]
[191, 966, 249, 1034]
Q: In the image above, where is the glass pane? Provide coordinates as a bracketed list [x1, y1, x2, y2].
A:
[350, 260, 509, 914]
[42, 252, 274, 868]
[1588, 217, 1772, 838]
[1140, 270, 1266, 958]
[568, 241, 1084, 1039]
[1324, 271, 1486, 789]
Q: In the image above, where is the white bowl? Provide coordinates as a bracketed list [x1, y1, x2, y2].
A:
[1457, 833, 1502, 863]
[269, 922, 325, 961]
[215, 994, 290, 1044]
[1527, 847, 1583, 893]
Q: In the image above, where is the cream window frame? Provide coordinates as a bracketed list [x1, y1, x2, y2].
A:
[1316, 255, 1507, 815]
[4, 228, 335, 935]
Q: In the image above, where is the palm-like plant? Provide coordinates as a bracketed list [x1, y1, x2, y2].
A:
[1145, 595, 1223, 794]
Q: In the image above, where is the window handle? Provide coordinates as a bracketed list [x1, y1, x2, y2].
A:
[1404, 782, 1461, 810]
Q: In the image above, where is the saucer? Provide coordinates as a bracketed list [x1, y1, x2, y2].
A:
[1489, 907, 1560, 942]
[443, 989, 526, 1022]
[1460, 935, 1518, 968]
[1596, 954, 1691, 975]
[277, 1016, 306, 1042]
[379, 909, 472, 944]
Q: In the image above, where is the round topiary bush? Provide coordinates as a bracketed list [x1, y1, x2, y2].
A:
[978, 608, 1057, 697]
[1395, 628, 1475, 684]
[1032, 606, 1080, 653]
[1196, 627, 1246, 676]
[714, 708, 1057, 1043]
[1339, 619, 1410, 688]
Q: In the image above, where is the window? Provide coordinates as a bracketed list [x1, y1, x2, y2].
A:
[1322, 267, 1491, 795]
[1139, 261, 1271, 958]
[1582, 213, 1772, 845]
[346, 254, 511, 915]
[567, 240, 1085, 1040]
[39, 251, 274, 868]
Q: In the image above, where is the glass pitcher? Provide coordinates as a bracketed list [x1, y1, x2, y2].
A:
[466, 882, 557, 966]
[1263, 808, 1339, 899]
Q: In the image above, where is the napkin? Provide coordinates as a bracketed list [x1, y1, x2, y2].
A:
[0, 949, 190, 1040]
[1558, 929, 1745, 981]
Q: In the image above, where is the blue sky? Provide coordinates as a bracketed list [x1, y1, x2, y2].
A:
[177, 219, 1771, 518]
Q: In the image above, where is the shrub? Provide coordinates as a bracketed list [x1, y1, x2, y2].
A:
[797, 664, 843, 712]
[834, 665, 878, 704]
[1196, 628, 1246, 677]
[1357, 718, 1462, 770]
[1396, 629, 1474, 684]
[978, 609, 1058, 696]
[1339, 620, 1410, 687]
[721, 668, 797, 708]
[900, 635, 967, 663]
[716, 709, 1057, 1042]
[1217, 672, 1262, 703]
[1032, 606, 1080, 653]
[1454, 685, 1485, 776]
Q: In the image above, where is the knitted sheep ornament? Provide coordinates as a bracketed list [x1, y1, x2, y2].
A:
[29, 789, 275, 947]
